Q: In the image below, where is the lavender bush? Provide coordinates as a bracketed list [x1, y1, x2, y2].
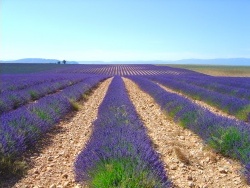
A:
[0, 79, 77, 115]
[74, 76, 172, 187]
[60, 76, 105, 101]
[129, 76, 250, 165]
[149, 76, 250, 122]
[169, 75, 250, 101]
[0, 75, 107, 159]
[0, 123, 26, 157]
[0, 74, 63, 93]
[0, 74, 94, 114]
[54, 64, 200, 76]
[198, 76, 250, 91]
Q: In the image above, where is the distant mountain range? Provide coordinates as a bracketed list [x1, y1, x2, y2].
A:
[0, 58, 79, 64]
[0, 58, 249, 65]
[164, 58, 250, 66]
[79, 58, 250, 65]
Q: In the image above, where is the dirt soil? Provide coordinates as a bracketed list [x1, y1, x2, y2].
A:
[12, 78, 112, 188]
[4, 76, 248, 188]
[123, 78, 248, 188]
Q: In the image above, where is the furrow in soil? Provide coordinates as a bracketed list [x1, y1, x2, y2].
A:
[13, 78, 113, 188]
[123, 77, 247, 188]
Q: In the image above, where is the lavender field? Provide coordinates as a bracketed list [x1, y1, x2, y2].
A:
[1, 64, 250, 187]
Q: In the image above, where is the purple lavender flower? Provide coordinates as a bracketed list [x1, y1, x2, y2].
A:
[148, 76, 250, 121]
[0, 75, 108, 159]
[75, 76, 172, 187]
[128, 76, 250, 182]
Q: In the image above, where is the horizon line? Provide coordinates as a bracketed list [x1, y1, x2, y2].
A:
[1, 57, 250, 62]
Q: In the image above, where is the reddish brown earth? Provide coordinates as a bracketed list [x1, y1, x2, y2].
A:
[123, 78, 248, 188]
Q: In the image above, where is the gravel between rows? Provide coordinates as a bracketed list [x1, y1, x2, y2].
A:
[123, 77, 247, 188]
[5, 76, 248, 188]
[12, 78, 112, 188]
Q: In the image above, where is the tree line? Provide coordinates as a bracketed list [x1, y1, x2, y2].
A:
[57, 60, 66, 64]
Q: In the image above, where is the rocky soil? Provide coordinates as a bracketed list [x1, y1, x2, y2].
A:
[12, 78, 112, 188]
[4, 76, 248, 188]
[123, 78, 248, 188]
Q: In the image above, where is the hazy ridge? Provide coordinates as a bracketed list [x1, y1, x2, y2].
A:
[79, 58, 250, 65]
[1, 58, 250, 65]
[0, 58, 79, 64]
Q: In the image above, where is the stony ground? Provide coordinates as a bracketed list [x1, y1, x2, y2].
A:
[4, 77, 249, 188]
[12, 78, 112, 188]
[123, 78, 248, 188]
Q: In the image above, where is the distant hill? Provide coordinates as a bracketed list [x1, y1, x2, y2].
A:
[0, 58, 79, 64]
[78, 61, 106, 64]
[163, 58, 250, 66]
[78, 58, 250, 65]
[1, 58, 249, 65]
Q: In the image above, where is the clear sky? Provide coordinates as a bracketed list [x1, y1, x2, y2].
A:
[1, 0, 250, 61]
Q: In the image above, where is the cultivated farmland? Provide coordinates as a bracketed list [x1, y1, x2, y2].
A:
[1, 64, 250, 187]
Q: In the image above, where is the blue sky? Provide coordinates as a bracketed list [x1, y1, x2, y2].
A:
[1, 0, 250, 61]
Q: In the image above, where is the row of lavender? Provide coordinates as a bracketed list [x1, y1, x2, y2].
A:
[149, 76, 250, 122]
[55, 64, 201, 76]
[170, 75, 250, 91]
[0, 75, 92, 115]
[0, 73, 79, 93]
[129, 76, 250, 183]
[198, 76, 250, 91]
[169, 75, 250, 101]
[0, 75, 107, 159]
[74, 76, 172, 187]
